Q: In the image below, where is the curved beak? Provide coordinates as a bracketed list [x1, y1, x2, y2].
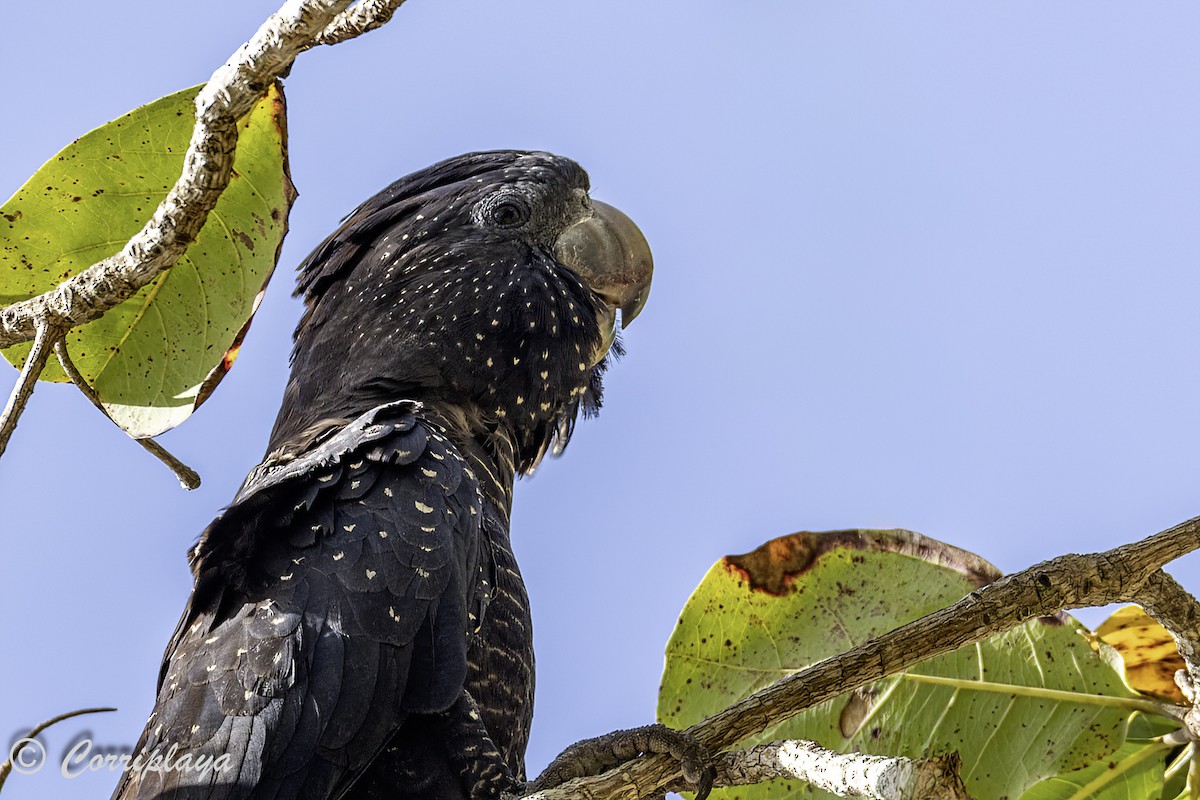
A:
[553, 199, 653, 328]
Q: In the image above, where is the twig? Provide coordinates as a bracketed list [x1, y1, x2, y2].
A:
[314, 0, 408, 44]
[558, 515, 1200, 799]
[0, 0, 405, 350]
[0, 321, 61, 458]
[0, 707, 115, 792]
[54, 340, 201, 490]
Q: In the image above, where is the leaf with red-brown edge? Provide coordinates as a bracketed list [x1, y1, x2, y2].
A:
[659, 529, 1160, 800]
[0, 83, 295, 437]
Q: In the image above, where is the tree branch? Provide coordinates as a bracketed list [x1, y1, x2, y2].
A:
[0, 321, 61, 458]
[557, 515, 1200, 799]
[664, 743, 972, 800]
[0, 707, 114, 793]
[524, 742, 972, 800]
[54, 340, 200, 490]
[0, 0, 403, 351]
[314, 0, 409, 45]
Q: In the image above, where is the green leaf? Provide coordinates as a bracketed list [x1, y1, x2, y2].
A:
[1020, 738, 1168, 800]
[0, 83, 295, 437]
[658, 530, 1157, 800]
[1161, 742, 1196, 800]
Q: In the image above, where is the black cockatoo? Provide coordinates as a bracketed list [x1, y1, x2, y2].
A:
[112, 151, 661, 800]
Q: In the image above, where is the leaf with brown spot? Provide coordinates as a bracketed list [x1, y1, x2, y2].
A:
[1020, 736, 1172, 800]
[1096, 605, 1188, 704]
[0, 83, 295, 437]
[659, 529, 1165, 800]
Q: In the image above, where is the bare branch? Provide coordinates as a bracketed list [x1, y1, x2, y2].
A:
[523, 742, 972, 800]
[314, 0, 408, 45]
[54, 340, 201, 490]
[0, 321, 62, 458]
[0, 707, 115, 792]
[668, 742, 972, 800]
[561, 515, 1200, 799]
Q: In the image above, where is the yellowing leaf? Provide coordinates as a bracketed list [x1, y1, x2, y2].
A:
[1096, 606, 1187, 704]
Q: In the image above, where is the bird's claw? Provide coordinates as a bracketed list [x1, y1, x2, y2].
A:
[528, 722, 713, 800]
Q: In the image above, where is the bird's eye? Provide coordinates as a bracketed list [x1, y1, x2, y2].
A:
[483, 194, 531, 228]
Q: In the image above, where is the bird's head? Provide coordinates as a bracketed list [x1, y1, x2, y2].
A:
[270, 151, 652, 472]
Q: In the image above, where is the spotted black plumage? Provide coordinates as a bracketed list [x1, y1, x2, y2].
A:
[114, 151, 652, 800]
[271, 152, 623, 473]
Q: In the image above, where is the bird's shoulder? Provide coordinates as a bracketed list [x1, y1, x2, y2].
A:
[192, 400, 487, 580]
[115, 403, 497, 799]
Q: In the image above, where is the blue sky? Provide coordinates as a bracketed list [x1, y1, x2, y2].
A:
[3, 3, 1200, 798]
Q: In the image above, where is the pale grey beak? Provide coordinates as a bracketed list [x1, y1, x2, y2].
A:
[553, 199, 653, 328]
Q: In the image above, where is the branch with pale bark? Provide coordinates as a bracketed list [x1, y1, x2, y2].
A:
[663, 744, 971, 800]
[522, 738, 974, 800]
[0, 0, 407, 467]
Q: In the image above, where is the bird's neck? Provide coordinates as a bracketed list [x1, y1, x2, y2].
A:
[420, 399, 518, 523]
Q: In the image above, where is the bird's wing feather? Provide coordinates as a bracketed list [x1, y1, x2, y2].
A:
[113, 402, 488, 800]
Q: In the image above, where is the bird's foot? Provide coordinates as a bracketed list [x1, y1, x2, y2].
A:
[525, 723, 713, 799]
